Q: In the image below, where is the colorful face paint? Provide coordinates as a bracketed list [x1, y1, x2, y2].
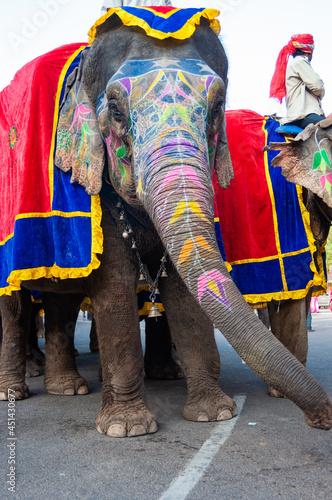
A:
[96, 58, 223, 200]
[312, 128, 332, 192]
[96, 58, 230, 310]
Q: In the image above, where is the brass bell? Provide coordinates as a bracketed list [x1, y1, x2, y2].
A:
[128, 228, 133, 234]
[138, 272, 146, 283]
[131, 241, 137, 249]
[161, 270, 168, 278]
[119, 214, 125, 221]
[160, 255, 167, 262]
[148, 303, 162, 318]
[116, 201, 122, 208]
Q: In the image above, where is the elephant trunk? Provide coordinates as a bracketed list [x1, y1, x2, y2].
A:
[141, 152, 332, 430]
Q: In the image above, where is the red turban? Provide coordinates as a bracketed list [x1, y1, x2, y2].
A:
[269, 34, 315, 103]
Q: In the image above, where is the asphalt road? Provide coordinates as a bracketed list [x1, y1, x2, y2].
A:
[0, 310, 331, 500]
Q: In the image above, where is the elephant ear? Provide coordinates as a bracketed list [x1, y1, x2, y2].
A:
[213, 119, 234, 189]
[55, 73, 105, 195]
[267, 119, 332, 208]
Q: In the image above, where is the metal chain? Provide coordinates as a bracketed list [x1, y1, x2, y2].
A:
[117, 198, 167, 304]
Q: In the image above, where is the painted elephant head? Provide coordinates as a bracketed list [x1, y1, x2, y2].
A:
[267, 118, 332, 208]
[55, 16, 331, 429]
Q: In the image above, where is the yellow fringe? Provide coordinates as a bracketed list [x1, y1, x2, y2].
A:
[0, 195, 103, 296]
[88, 8, 220, 44]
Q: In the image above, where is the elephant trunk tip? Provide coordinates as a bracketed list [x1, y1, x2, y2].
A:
[304, 398, 332, 430]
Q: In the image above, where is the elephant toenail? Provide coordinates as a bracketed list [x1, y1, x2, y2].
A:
[197, 414, 209, 422]
[217, 409, 233, 421]
[148, 421, 158, 434]
[128, 424, 146, 437]
[107, 424, 127, 437]
[64, 388, 75, 396]
[77, 385, 89, 395]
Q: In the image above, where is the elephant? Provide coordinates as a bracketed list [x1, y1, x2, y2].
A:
[0, 11, 331, 437]
[213, 110, 330, 398]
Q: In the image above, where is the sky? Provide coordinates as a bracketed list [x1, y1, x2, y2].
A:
[1, 0, 331, 118]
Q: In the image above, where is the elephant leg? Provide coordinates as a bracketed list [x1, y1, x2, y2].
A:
[25, 303, 45, 378]
[0, 288, 31, 400]
[89, 314, 99, 353]
[42, 292, 88, 396]
[144, 312, 183, 380]
[91, 284, 157, 437]
[158, 265, 237, 422]
[85, 213, 157, 437]
[268, 297, 309, 398]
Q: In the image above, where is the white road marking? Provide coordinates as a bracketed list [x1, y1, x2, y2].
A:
[158, 394, 246, 500]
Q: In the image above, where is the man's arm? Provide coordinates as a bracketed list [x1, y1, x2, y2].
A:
[295, 57, 325, 99]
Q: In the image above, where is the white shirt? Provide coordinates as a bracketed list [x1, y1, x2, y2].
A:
[281, 55, 325, 124]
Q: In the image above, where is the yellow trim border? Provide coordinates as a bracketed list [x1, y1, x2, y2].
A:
[1, 195, 103, 296]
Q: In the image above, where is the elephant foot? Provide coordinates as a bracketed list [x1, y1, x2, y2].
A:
[144, 357, 183, 380]
[96, 402, 158, 438]
[45, 372, 89, 396]
[183, 389, 237, 422]
[0, 380, 29, 400]
[268, 386, 286, 399]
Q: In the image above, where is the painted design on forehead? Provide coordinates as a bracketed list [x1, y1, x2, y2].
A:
[112, 60, 220, 170]
[96, 58, 221, 201]
[110, 58, 218, 80]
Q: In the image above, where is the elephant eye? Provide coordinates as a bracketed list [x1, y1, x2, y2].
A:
[108, 101, 123, 122]
[213, 99, 224, 117]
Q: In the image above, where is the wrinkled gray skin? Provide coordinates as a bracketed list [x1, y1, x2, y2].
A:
[0, 17, 331, 436]
[0, 300, 45, 378]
